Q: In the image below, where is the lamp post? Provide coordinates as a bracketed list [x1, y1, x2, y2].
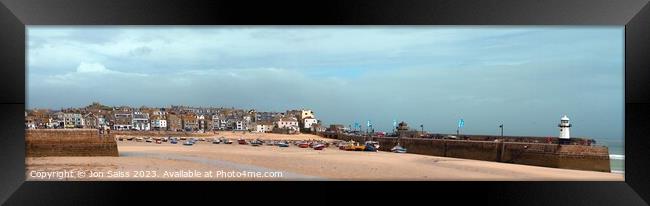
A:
[499, 124, 503, 138]
[457, 118, 464, 137]
[366, 120, 371, 136]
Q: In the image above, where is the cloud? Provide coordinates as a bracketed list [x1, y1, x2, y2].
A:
[27, 26, 624, 140]
[128, 46, 152, 56]
[43, 62, 148, 87]
[76, 62, 112, 73]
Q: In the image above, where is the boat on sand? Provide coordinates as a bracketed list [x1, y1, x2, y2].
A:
[223, 138, 233, 144]
[212, 138, 221, 144]
[251, 139, 263, 146]
[365, 141, 380, 150]
[278, 141, 289, 147]
[313, 144, 325, 150]
[238, 138, 247, 145]
[391, 145, 407, 153]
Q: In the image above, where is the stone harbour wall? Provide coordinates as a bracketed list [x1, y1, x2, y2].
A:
[26, 129, 119, 157]
[322, 133, 610, 172]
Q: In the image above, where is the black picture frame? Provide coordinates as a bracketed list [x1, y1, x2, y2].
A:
[1, 0, 649, 205]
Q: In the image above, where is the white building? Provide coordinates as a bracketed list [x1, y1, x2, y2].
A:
[63, 113, 84, 128]
[46, 118, 60, 128]
[212, 115, 228, 131]
[197, 115, 210, 131]
[235, 120, 248, 131]
[152, 119, 167, 130]
[300, 109, 314, 120]
[275, 117, 299, 130]
[97, 117, 108, 128]
[132, 112, 150, 131]
[559, 115, 571, 140]
[254, 122, 274, 133]
[25, 117, 36, 129]
[303, 118, 318, 129]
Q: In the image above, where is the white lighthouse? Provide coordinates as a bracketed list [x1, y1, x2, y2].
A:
[558, 115, 571, 140]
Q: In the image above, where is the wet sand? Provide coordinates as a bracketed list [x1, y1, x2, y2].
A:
[26, 138, 624, 181]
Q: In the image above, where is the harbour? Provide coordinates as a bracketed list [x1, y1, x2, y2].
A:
[25, 131, 622, 181]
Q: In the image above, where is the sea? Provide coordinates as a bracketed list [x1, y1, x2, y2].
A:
[595, 138, 624, 174]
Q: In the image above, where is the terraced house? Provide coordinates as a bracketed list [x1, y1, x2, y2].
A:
[166, 114, 182, 132]
[63, 113, 84, 128]
[132, 112, 150, 131]
[181, 114, 198, 131]
[113, 112, 132, 130]
[151, 114, 167, 131]
[25, 103, 321, 134]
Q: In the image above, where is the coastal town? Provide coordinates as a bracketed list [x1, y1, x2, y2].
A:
[21, 27, 624, 181]
[25, 102, 332, 135]
[24, 102, 622, 180]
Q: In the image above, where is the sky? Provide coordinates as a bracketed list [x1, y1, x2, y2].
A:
[27, 26, 624, 140]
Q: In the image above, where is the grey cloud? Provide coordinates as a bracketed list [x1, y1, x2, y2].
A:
[129, 46, 153, 56]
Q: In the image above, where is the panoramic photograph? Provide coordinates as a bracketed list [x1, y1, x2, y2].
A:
[25, 26, 624, 181]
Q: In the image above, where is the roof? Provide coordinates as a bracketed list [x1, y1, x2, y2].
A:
[133, 113, 149, 119]
[561, 115, 570, 120]
[256, 121, 274, 125]
[277, 117, 298, 122]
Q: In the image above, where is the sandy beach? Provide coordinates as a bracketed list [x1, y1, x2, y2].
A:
[26, 133, 624, 181]
[116, 131, 332, 141]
